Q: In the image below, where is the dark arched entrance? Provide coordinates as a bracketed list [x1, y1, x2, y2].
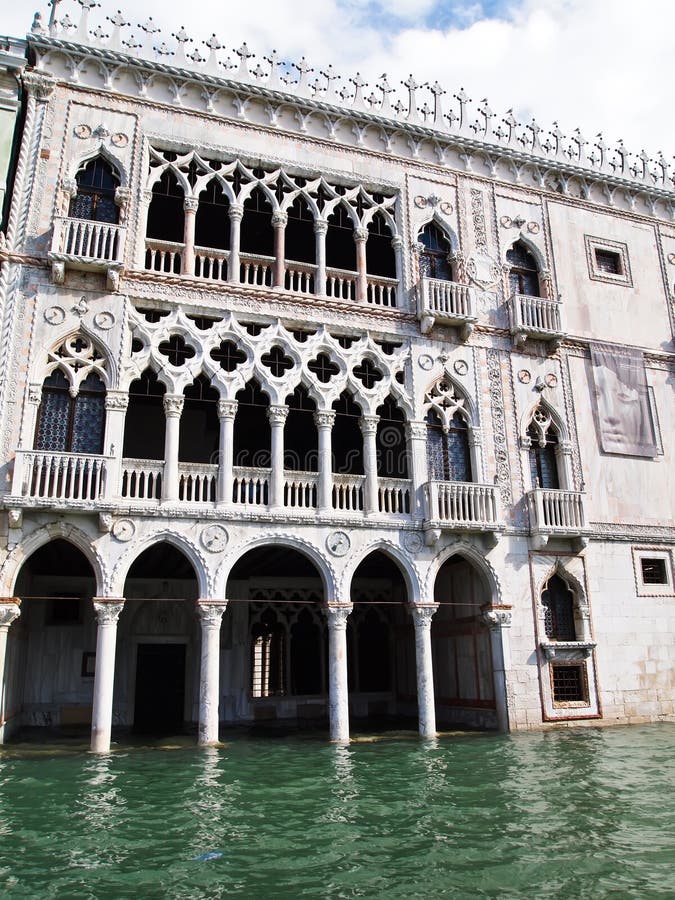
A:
[349, 551, 415, 728]
[226, 546, 326, 728]
[11, 539, 97, 736]
[122, 542, 199, 735]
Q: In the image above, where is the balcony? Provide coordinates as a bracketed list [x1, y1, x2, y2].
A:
[417, 276, 477, 338]
[10, 453, 412, 521]
[527, 488, 589, 550]
[143, 240, 398, 306]
[423, 480, 501, 546]
[507, 292, 565, 349]
[49, 216, 126, 290]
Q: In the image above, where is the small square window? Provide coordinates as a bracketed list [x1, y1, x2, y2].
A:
[594, 249, 622, 275]
[551, 663, 588, 705]
[641, 558, 668, 585]
[585, 236, 632, 286]
[633, 548, 674, 596]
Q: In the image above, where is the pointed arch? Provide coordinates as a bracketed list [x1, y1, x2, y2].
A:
[342, 540, 420, 604]
[111, 531, 209, 599]
[425, 542, 502, 607]
[520, 396, 569, 446]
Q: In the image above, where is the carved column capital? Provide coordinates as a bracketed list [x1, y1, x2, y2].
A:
[406, 420, 427, 441]
[410, 604, 439, 629]
[27, 383, 42, 405]
[268, 405, 289, 426]
[314, 218, 328, 236]
[141, 189, 154, 206]
[22, 72, 55, 102]
[217, 399, 238, 420]
[183, 197, 200, 213]
[0, 599, 21, 628]
[105, 392, 129, 412]
[353, 227, 369, 243]
[163, 394, 184, 418]
[390, 235, 404, 250]
[271, 211, 288, 228]
[480, 605, 512, 630]
[323, 603, 353, 630]
[359, 415, 379, 436]
[196, 599, 228, 628]
[93, 599, 125, 626]
[229, 203, 244, 221]
[313, 410, 336, 430]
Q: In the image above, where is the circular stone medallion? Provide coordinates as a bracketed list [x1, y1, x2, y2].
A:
[201, 524, 229, 553]
[403, 532, 424, 554]
[112, 518, 135, 542]
[326, 531, 350, 557]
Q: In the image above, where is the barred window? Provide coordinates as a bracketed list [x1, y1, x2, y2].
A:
[541, 574, 576, 641]
[418, 222, 453, 281]
[69, 157, 119, 224]
[35, 370, 106, 454]
[427, 410, 472, 482]
[528, 422, 559, 489]
[551, 663, 588, 704]
[507, 241, 540, 297]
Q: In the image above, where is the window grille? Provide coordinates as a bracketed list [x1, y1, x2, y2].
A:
[507, 241, 540, 296]
[640, 558, 668, 585]
[426, 411, 471, 482]
[594, 249, 622, 275]
[528, 423, 559, 489]
[551, 664, 588, 704]
[69, 157, 119, 224]
[418, 222, 453, 281]
[35, 370, 105, 455]
[541, 575, 576, 641]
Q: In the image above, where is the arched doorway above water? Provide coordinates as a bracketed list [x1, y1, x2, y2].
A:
[226, 545, 327, 728]
[431, 554, 498, 731]
[348, 550, 415, 729]
[10, 539, 98, 737]
[121, 542, 200, 735]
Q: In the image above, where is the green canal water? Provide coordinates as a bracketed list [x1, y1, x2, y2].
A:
[0, 724, 673, 899]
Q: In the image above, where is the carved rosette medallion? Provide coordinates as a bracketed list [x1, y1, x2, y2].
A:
[201, 524, 228, 553]
[326, 531, 350, 557]
[112, 518, 136, 542]
[44, 306, 66, 325]
[403, 532, 424, 554]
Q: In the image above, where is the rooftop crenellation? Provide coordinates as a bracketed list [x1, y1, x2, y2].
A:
[20, 0, 675, 194]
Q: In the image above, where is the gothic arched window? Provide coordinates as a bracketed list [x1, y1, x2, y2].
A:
[541, 574, 576, 641]
[427, 409, 472, 482]
[418, 222, 453, 281]
[527, 419, 560, 490]
[69, 157, 120, 224]
[507, 240, 540, 297]
[35, 370, 106, 454]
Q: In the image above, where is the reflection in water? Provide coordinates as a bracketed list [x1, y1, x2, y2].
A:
[0, 725, 672, 898]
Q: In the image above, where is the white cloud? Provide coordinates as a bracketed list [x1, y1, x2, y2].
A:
[3, 0, 674, 157]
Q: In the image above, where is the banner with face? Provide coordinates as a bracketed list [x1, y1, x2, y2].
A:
[590, 344, 658, 457]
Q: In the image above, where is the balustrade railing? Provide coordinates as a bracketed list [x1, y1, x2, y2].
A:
[284, 471, 318, 508]
[121, 459, 163, 500]
[52, 216, 125, 264]
[195, 246, 229, 281]
[14, 450, 110, 502]
[284, 261, 316, 295]
[367, 275, 398, 307]
[326, 267, 357, 302]
[378, 478, 412, 515]
[509, 293, 564, 337]
[240, 253, 273, 287]
[332, 474, 365, 511]
[419, 277, 476, 322]
[232, 466, 270, 505]
[145, 238, 183, 274]
[528, 488, 586, 533]
[425, 481, 500, 529]
[178, 463, 218, 503]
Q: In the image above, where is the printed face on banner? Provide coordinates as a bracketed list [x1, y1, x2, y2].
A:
[591, 347, 657, 457]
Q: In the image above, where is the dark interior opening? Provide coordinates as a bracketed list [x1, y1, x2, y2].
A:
[376, 396, 408, 478]
[285, 385, 317, 472]
[234, 379, 271, 468]
[123, 369, 166, 460]
[195, 179, 231, 250]
[332, 391, 363, 475]
[326, 204, 356, 271]
[133, 643, 186, 734]
[240, 186, 274, 257]
[366, 212, 396, 278]
[285, 196, 316, 265]
[147, 169, 185, 244]
[179, 374, 220, 464]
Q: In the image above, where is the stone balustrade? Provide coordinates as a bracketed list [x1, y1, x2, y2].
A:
[424, 480, 501, 544]
[527, 488, 589, 549]
[508, 292, 565, 348]
[49, 215, 126, 289]
[418, 276, 477, 337]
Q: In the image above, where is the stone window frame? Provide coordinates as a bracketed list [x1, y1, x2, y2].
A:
[632, 547, 674, 597]
[584, 235, 633, 287]
[549, 660, 590, 708]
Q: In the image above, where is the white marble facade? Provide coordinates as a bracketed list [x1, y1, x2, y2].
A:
[0, 6, 673, 751]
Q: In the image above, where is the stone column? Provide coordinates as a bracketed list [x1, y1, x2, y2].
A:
[162, 395, 184, 502]
[182, 197, 199, 276]
[268, 405, 289, 509]
[410, 604, 439, 738]
[103, 392, 129, 501]
[227, 203, 244, 283]
[324, 604, 353, 743]
[480, 607, 513, 732]
[314, 218, 328, 297]
[196, 600, 228, 745]
[354, 227, 369, 303]
[314, 410, 335, 512]
[406, 420, 428, 519]
[136, 189, 154, 268]
[360, 415, 379, 515]
[272, 211, 288, 289]
[556, 440, 574, 491]
[0, 600, 21, 745]
[391, 235, 404, 305]
[217, 400, 238, 505]
[91, 599, 125, 753]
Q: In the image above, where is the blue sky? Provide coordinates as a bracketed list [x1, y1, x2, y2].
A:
[3, 0, 674, 159]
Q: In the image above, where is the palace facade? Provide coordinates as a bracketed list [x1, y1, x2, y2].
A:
[0, 4, 673, 751]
